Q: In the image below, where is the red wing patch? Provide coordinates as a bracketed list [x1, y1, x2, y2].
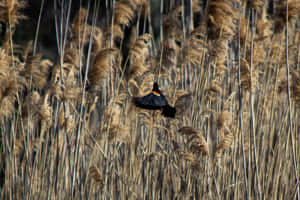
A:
[152, 91, 160, 96]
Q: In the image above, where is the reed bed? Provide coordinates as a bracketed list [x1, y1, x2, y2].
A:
[0, 0, 299, 199]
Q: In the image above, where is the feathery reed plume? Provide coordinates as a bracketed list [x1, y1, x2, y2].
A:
[58, 104, 75, 135]
[247, 43, 267, 67]
[239, 16, 247, 46]
[241, 8, 271, 69]
[179, 151, 197, 163]
[179, 151, 200, 169]
[192, 0, 203, 14]
[207, 0, 237, 41]
[215, 130, 234, 158]
[181, 26, 207, 66]
[147, 152, 161, 162]
[49, 63, 73, 99]
[129, 34, 151, 64]
[93, 27, 103, 53]
[104, 24, 124, 47]
[217, 93, 234, 130]
[13, 137, 24, 157]
[65, 115, 76, 135]
[22, 54, 41, 79]
[39, 94, 52, 124]
[109, 0, 137, 45]
[71, 8, 90, 45]
[174, 90, 192, 116]
[280, 69, 300, 108]
[107, 123, 130, 143]
[0, 49, 19, 118]
[64, 46, 80, 68]
[158, 38, 179, 73]
[114, 0, 148, 26]
[102, 93, 130, 143]
[249, 0, 264, 10]
[89, 166, 103, 186]
[189, 133, 209, 157]
[156, 7, 181, 76]
[22, 54, 50, 90]
[214, 58, 228, 76]
[64, 69, 81, 102]
[23, 40, 33, 60]
[40, 95, 52, 138]
[130, 69, 152, 92]
[1, 28, 14, 53]
[205, 80, 222, 102]
[255, 9, 272, 42]
[179, 127, 198, 136]
[163, 6, 182, 39]
[40, 59, 53, 70]
[58, 104, 65, 128]
[274, 0, 300, 33]
[217, 110, 232, 131]
[239, 58, 259, 92]
[290, 70, 300, 108]
[128, 63, 148, 80]
[114, 1, 135, 27]
[89, 48, 119, 92]
[207, 0, 237, 63]
[179, 127, 208, 157]
[281, 43, 300, 65]
[0, 48, 11, 79]
[0, 0, 26, 27]
[105, 0, 148, 47]
[129, 72, 155, 97]
[22, 91, 40, 119]
[128, 34, 152, 80]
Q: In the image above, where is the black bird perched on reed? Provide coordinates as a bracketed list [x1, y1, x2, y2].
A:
[133, 82, 176, 118]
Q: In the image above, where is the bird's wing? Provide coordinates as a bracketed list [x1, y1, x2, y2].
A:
[134, 93, 168, 110]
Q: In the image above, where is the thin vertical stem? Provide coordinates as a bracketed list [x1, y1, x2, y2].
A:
[249, 9, 261, 199]
[160, 0, 164, 42]
[237, 4, 248, 200]
[285, 1, 299, 199]
[33, 0, 45, 55]
[71, 1, 97, 198]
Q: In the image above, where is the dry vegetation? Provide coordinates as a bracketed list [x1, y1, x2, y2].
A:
[0, 0, 300, 199]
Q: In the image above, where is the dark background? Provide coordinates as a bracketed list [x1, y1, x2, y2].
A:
[4, 0, 275, 59]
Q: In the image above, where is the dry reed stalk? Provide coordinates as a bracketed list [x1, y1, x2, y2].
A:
[1, 1, 300, 199]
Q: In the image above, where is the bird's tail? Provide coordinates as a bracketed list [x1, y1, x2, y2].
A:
[162, 105, 176, 118]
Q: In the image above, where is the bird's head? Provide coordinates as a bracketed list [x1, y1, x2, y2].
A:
[153, 82, 160, 92]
